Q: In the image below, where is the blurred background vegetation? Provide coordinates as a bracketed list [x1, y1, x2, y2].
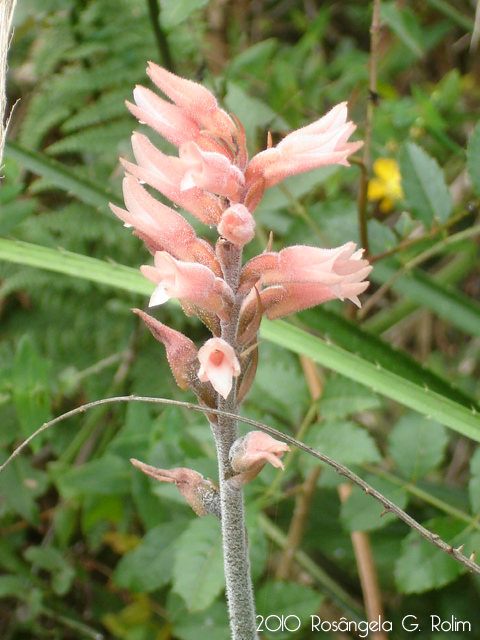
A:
[2, 0, 480, 638]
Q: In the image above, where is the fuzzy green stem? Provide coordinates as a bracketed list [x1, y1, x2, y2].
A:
[214, 240, 257, 640]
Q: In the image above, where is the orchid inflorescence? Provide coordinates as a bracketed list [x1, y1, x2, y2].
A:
[111, 61, 370, 514]
[112, 62, 370, 634]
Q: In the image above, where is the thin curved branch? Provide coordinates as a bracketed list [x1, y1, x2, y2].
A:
[1, 393, 479, 576]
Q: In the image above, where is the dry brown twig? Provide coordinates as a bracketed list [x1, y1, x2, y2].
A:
[1, 394, 480, 577]
[0, 0, 17, 166]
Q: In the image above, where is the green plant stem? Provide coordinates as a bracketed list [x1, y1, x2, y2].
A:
[146, 0, 175, 72]
[365, 465, 480, 533]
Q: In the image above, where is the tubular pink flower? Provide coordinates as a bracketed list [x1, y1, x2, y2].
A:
[179, 141, 245, 199]
[229, 431, 290, 487]
[141, 252, 234, 321]
[239, 243, 371, 319]
[110, 175, 200, 261]
[217, 204, 255, 246]
[130, 459, 221, 518]
[147, 61, 236, 139]
[127, 86, 202, 148]
[198, 337, 241, 399]
[123, 133, 223, 225]
[246, 103, 363, 188]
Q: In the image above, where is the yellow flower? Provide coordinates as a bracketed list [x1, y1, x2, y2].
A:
[367, 158, 403, 212]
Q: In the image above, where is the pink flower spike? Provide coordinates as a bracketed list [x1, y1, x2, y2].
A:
[130, 459, 220, 518]
[247, 102, 362, 188]
[140, 252, 234, 321]
[147, 62, 236, 138]
[128, 86, 201, 148]
[218, 204, 255, 246]
[198, 337, 241, 399]
[179, 142, 245, 199]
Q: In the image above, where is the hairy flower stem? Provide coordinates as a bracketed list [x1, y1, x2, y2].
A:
[213, 240, 257, 640]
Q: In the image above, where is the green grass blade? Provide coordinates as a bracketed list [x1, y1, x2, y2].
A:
[372, 260, 480, 338]
[299, 307, 479, 412]
[260, 319, 480, 442]
[4, 141, 123, 210]
[0, 239, 151, 296]
[2, 239, 480, 442]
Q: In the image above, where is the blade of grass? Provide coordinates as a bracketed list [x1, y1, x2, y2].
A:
[4, 141, 123, 210]
[2, 239, 480, 442]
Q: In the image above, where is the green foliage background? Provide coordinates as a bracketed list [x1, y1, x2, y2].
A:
[2, 0, 480, 638]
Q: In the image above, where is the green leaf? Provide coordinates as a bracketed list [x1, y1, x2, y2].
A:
[54, 455, 131, 499]
[389, 413, 448, 481]
[114, 521, 186, 592]
[4, 141, 123, 209]
[171, 599, 230, 640]
[468, 448, 480, 513]
[24, 546, 75, 596]
[341, 475, 408, 531]
[371, 261, 480, 340]
[260, 319, 480, 443]
[399, 141, 452, 224]
[3, 241, 480, 444]
[466, 121, 480, 197]
[0, 454, 48, 524]
[319, 377, 382, 419]
[256, 582, 323, 638]
[173, 517, 224, 612]
[0, 239, 152, 297]
[160, 0, 209, 28]
[306, 421, 382, 467]
[395, 518, 467, 593]
[381, 3, 424, 58]
[12, 335, 52, 441]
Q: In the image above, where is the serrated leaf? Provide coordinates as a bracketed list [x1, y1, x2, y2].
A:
[341, 476, 408, 532]
[395, 518, 466, 593]
[306, 421, 382, 467]
[466, 121, 480, 197]
[399, 142, 452, 225]
[389, 413, 448, 481]
[256, 582, 323, 638]
[319, 377, 381, 419]
[172, 517, 224, 612]
[114, 521, 186, 592]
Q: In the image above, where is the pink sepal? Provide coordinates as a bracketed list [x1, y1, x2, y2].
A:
[133, 309, 198, 390]
[128, 86, 201, 147]
[111, 175, 199, 261]
[147, 62, 236, 139]
[141, 252, 234, 321]
[229, 431, 290, 487]
[179, 141, 245, 199]
[247, 103, 362, 187]
[130, 459, 220, 518]
[124, 133, 223, 225]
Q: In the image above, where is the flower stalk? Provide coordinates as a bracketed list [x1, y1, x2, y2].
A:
[113, 62, 370, 639]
